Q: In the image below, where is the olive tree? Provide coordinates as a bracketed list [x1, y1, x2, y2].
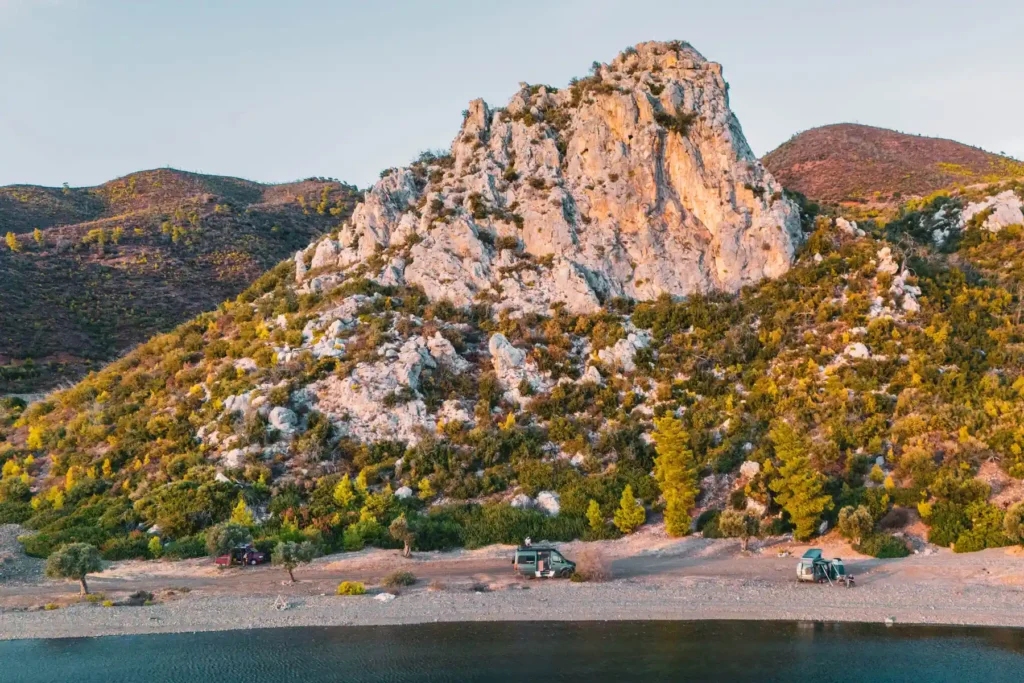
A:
[837, 505, 874, 546]
[206, 522, 252, 557]
[1004, 502, 1024, 545]
[273, 541, 316, 583]
[389, 514, 415, 558]
[45, 543, 102, 595]
[719, 509, 760, 551]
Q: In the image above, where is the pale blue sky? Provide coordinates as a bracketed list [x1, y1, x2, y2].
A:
[2, 0, 1022, 189]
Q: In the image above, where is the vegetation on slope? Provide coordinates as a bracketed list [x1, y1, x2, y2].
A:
[0, 169, 360, 393]
[763, 123, 1024, 207]
[2, 175, 1024, 563]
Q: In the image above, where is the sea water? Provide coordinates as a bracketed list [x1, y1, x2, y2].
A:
[2, 620, 1023, 682]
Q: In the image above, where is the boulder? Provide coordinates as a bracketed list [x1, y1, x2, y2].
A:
[395, 486, 414, 500]
[489, 333, 526, 375]
[739, 461, 761, 478]
[535, 491, 561, 517]
[844, 342, 871, 360]
[268, 407, 298, 434]
[510, 493, 535, 510]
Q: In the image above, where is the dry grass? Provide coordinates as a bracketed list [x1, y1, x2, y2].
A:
[575, 548, 612, 582]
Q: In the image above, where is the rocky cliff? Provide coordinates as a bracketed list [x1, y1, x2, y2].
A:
[298, 41, 801, 315]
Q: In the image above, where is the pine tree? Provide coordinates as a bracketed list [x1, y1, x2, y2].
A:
[5, 231, 22, 252]
[333, 473, 356, 509]
[586, 499, 603, 533]
[613, 485, 645, 534]
[652, 416, 700, 536]
[230, 497, 254, 526]
[768, 422, 834, 540]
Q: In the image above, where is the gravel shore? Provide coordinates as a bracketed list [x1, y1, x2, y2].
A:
[4, 525, 1024, 641]
[4, 567, 1024, 640]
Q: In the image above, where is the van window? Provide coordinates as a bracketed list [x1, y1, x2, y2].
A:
[519, 555, 535, 564]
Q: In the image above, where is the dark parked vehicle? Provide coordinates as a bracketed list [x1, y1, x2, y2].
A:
[513, 545, 576, 578]
[215, 544, 268, 567]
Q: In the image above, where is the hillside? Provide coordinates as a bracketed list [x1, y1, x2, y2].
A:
[2, 43, 1024, 568]
[0, 169, 360, 393]
[762, 124, 1024, 205]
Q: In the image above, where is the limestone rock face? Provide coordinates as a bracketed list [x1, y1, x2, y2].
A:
[303, 41, 801, 313]
[961, 190, 1024, 232]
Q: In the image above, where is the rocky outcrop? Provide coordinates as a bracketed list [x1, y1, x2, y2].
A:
[297, 41, 801, 315]
[961, 190, 1024, 232]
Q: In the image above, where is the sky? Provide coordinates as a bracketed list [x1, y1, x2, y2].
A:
[2, 0, 1022, 189]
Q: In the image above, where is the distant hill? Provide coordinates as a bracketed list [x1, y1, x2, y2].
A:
[0, 169, 360, 393]
[762, 123, 1024, 204]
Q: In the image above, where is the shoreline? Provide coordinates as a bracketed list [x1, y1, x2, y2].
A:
[5, 528, 1024, 641]
[5, 571, 1024, 641]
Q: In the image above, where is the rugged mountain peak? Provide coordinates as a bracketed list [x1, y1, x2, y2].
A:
[299, 41, 801, 314]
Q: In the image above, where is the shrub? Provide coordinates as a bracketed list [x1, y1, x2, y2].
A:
[336, 581, 366, 595]
[574, 547, 611, 582]
[855, 533, 910, 558]
[100, 535, 151, 561]
[383, 571, 416, 588]
[696, 509, 723, 538]
[162, 535, 207, 560]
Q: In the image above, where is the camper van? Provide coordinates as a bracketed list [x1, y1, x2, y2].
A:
[796, 548, 854, 587]
[513, 546, 576, 578]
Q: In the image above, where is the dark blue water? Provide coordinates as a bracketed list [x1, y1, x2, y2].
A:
[2, 620, 1023, 682]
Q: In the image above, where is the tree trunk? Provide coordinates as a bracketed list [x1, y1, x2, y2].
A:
[288, 568, 296, 583]
[403, 541, 411, 558]
[741, 536, 749, 552]
[79, 576, 89, 596]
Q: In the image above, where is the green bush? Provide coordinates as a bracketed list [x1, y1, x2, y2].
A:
[927, 501, 967, 548]
[100, 535, 151, 561]
[696, 509, 723, 538]
[855, 533, 910, 558]
[162, 535, 207, 560]
[336, 581, 366, 595]
[383, 571, 416, 587]
[0, 501, 32, 524]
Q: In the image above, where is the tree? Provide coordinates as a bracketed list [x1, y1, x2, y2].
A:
[206, 522, 252, 557]
[45, 543, 102, 595]
[586, 499, 604, 533]
[652, 416, 700, 536]
[719, 509, 760, 551]
[768, 422, 834, 540]
[837, 505, 874, 546]
[32, 228, 43, 247]
[613, 485, 645, 534]
[148, 536, 162, 558]
[230, 497, 254, 526]
[333, 473, 356, 509]
[5, 231, 22, 253]
[272, 540, 316, 582]
[1004, 502, 1024, 545]
[389, 513, 415, 558]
